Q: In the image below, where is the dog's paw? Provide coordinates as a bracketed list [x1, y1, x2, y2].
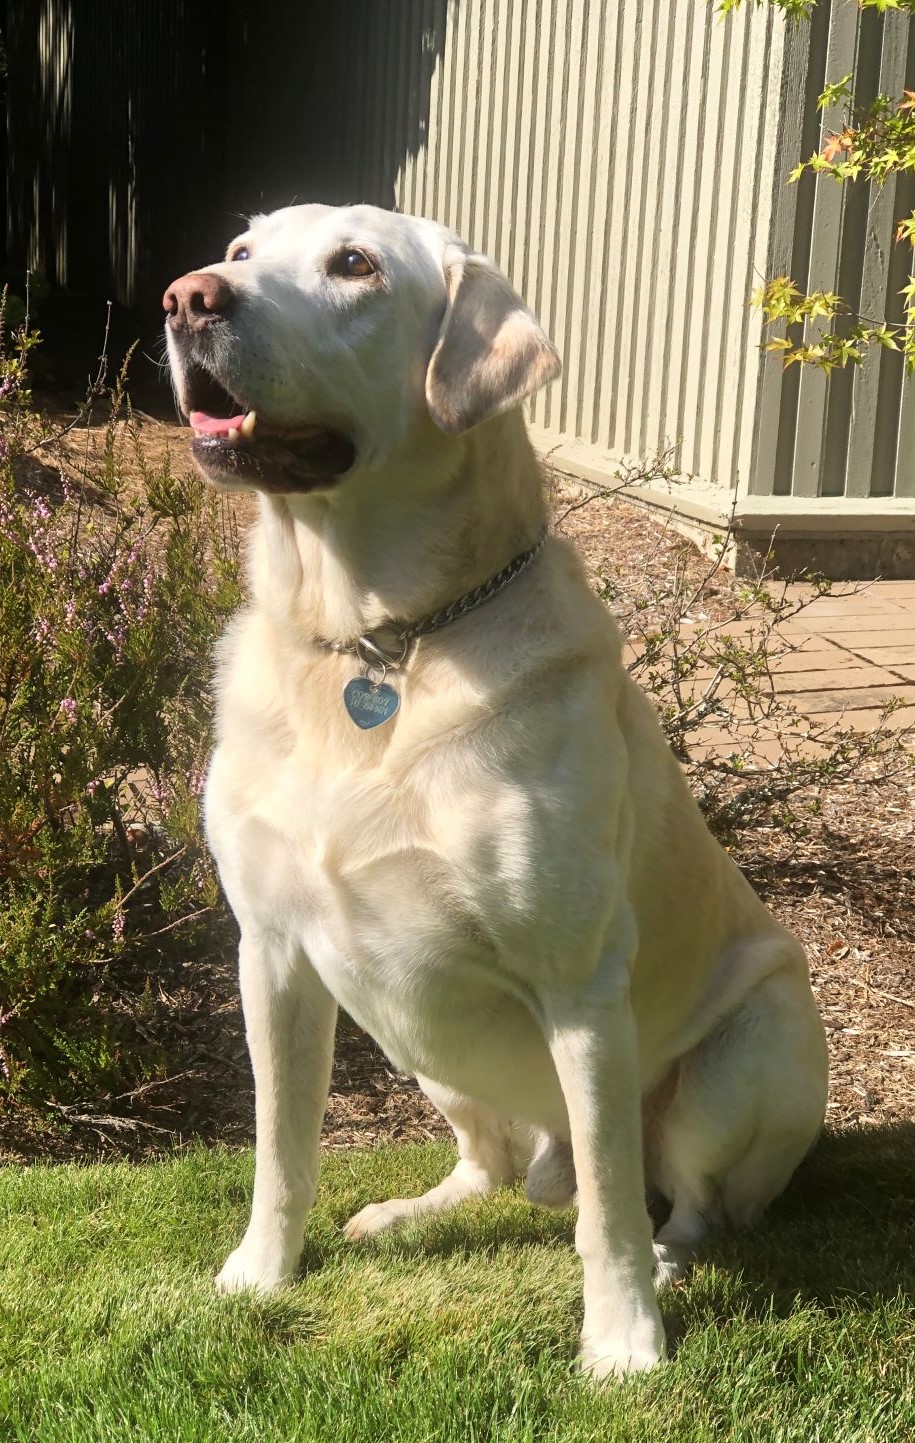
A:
[215, 1239, 297, 1294]
[344, 1199, 414, 1240]
[652, 1239, 692, 1290]
[578, 1315, 667, 1380]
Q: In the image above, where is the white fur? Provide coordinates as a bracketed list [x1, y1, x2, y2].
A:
[166, 204, 828, 1379]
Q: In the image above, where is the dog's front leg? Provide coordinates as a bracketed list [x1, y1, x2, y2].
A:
[542, 968, 665, 1378]
[217, 932, 337, 1293]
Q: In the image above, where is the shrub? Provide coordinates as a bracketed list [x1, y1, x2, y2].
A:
[619, 544, 913, 838]
[725, 0, 915, 375]
[0, 297, 241, 1103]
[553, 462, 914, 843]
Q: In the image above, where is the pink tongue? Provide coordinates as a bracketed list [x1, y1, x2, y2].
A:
[190, 409, 247, 435]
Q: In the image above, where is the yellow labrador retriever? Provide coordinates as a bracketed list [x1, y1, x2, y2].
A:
[164, 204, 828, 1377]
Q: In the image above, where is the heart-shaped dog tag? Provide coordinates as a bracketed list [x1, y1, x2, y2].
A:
[343, 677, 400, 729]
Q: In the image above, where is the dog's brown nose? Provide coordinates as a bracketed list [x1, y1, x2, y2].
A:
[163, 272, 234, 332]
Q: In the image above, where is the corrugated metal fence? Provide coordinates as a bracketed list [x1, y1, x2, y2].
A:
[756, 2, 915, 500]
[399, 0, 785, 502]
[314, 0, 913, 503]
[6, 0, 914, 502]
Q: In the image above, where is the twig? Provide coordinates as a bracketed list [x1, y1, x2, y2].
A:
[138, 907, 213, 941]
[553, 449, 680, 531]
[114, 844, 188, 911]
[192, 1045, 248, 1075]
[555, 480, 628, 528]
[46, 1102, 173, 1135]
[113, 1070, 199, 1101]
[109, 803, 134, 871]
[845, 977, 915, 1010]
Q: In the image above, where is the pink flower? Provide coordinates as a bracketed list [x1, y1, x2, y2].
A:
[185, 768, 205, 797]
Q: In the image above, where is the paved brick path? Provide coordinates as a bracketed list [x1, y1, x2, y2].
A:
[679, 580, 915, 763]
[775, 582, 915, 733]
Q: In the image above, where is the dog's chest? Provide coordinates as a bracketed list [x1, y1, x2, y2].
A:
[208, 737, 559, 1111]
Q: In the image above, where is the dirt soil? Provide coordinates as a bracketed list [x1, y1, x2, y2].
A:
[1, 411, 912, 1163]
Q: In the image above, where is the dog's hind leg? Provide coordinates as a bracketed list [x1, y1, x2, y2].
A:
[344, 1079, 521, 1240]
[649, 955, 828, 1287]
[651, 1187, 720, 1289]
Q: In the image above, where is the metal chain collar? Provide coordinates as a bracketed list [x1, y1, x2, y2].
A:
[317, 526, 549, 681]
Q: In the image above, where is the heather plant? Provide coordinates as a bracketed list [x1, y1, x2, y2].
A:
[0, 298, 241, 1102]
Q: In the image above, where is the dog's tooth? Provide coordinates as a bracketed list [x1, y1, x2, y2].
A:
[240, 410, 257, 439]
[227, 427, 240, 443]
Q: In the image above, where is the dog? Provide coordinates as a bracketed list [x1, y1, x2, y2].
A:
[164, 203, 828, 1377]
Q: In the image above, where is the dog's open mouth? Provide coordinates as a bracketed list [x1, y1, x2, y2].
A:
[183, 363, 356, 492]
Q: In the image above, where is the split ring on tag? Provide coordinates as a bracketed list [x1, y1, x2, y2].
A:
[343, 634, 408, 728]
[355, 634, 409, 673]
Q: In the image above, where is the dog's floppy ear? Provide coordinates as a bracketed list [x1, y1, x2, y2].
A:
[425, 245, 561, 435]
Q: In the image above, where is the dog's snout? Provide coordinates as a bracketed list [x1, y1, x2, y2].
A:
[163, 271, 235, 332]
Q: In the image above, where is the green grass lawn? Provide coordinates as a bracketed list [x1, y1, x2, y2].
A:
[1, 1128, 913, 1443]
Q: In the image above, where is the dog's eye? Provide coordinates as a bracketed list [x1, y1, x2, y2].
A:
[229, 246, 250, 262]
[328, 248, 377, 280]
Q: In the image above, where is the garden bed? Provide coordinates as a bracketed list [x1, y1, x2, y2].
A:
[1, 408, 912, 1162]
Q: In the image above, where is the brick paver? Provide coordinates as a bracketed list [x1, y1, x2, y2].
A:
[689, 581, 915, 763]
[776, 582, 915, 729]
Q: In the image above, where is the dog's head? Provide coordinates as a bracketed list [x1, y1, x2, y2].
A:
[163, 204, 560, 493]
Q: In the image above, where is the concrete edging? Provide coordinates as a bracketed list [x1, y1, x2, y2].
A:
[537, 436, 915, 580]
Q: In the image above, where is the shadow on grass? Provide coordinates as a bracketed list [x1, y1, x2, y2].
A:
[660, 1122, 915, 1353]
[353, 1124, 914, 1323]
[715, 1122, 915, 1303]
